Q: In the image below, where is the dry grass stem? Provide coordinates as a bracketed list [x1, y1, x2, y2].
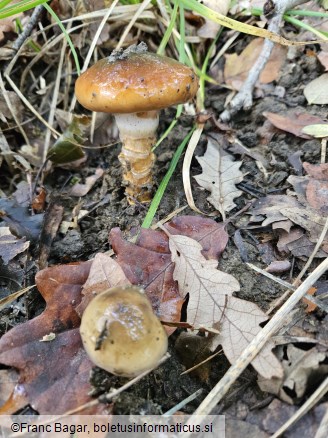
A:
[185, 256, 328, 422]
[321, 138, 327, 164]
[0, 286, 35, 311]
[117, 0, 154, 50]
[271, 377, 328, 438]
[180, 350, 222, 376]
[182, 124, 205, 214]
[0, 74, 29, 145]
[43, 34, 68, 162]
[246, 263, 295, 291]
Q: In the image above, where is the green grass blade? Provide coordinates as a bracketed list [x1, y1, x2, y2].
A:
[43, 3, 81, 75]
[157, 0, 179, 55]
[142, 127, 195, 228]
[178, 3, 187, 63]
[0, 0, 13, 10]
[284, 15, 328, 38]
[0, 0, 49, 19]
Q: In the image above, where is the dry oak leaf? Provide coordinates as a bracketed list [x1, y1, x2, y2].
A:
[169, 234, 239, 329]
[224, 38, 287, 90]
[250, 195, 328, 257]
[263, 111, 326, 139]
[258, 345, 327, 404]
[304, 73, 328, 104]
[109, 216, 229, 326]
[168, 232, 282, 379]
[77, 252, 131, 315]
[194, 138, 243, 220]
[0, 261, 109, 415]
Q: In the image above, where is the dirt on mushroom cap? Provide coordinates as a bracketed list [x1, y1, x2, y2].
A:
[80, 286, 168, 377]
[75, 52, 199, 113]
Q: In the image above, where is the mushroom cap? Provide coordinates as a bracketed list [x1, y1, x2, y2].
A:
[75, 51, 199, 113]
[80, 286, 168, 377]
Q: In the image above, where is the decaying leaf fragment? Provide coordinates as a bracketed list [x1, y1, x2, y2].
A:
[0, 227, 29, 265]
[263, 111, 326, 139]
[194, 138, 243, 219]
[0, 261, 110, 414]
[224, 38, 287, 90]
[304, 73, 328, 104]
[250, 162, 328, 258]
[258, 344, 327, 404]
[168, 231, 283, 379]
[77, 252, 131, 314]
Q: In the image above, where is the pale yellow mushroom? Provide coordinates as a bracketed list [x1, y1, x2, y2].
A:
[80, 286, 168, 377]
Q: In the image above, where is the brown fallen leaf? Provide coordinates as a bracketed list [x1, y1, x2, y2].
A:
[109, 216, 229, 326]
[266, 260, 291, 273]
[251, 194, 328, 258]
[0, 227, 29, 265]
[0, 260, 111, 414]
[302, 286, 318, 313]
[224, 38, 286, 90]
[303, 162, 328, 214]
[194, 138, 243, 220]
[196, 0, 230, 39]
[263, 111, 326, 139]
[317, 50, 328, 71]
[77, 252, 131, 314]
[258, 345, 327, 404]
[70, 168, 104, 197]
[167, 231, 283, 379]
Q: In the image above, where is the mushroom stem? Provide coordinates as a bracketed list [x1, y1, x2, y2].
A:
[115, 111, 159, 203]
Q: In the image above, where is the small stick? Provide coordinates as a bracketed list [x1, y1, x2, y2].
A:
[12, 5, 44, 53]
[220, 0, 309, 122]
[185, 256, 328, 423]
[271, 377, 328, 438]
[321, 138, 327, 164]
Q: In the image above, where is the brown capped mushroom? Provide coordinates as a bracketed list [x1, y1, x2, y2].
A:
[75, 42, 198, 203]
[80, 286, 168, 377]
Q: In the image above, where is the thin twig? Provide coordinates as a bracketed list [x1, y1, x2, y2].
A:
[12, 5, 44, 52]
[271, 377, 328, 438]
[185, 257, 328, 424]
[220, 0, 310, 122]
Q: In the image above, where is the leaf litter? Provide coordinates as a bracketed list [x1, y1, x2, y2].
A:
[0, 216, 285, 414]
[250, 161, 328, 257]
[194, 138, 244, 219]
